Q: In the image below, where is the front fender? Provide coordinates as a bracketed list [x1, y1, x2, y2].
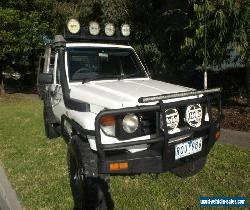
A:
[67, 110, 97, 151]
[68, 110, 96, 130]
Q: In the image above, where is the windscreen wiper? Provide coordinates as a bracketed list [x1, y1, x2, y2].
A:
[119, 74, 147, 79]
[82, 75, 121, 84]
[82, 74, 147, 83]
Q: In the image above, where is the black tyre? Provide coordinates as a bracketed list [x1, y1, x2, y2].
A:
[68, 135, 113, 210]
[43, 106, 59, 139]
[171, 156, 207, 178]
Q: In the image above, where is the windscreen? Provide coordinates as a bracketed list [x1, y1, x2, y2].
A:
[67, 47, 147, 81]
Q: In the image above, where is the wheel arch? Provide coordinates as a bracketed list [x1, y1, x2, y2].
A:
[61, 113, 97, 151]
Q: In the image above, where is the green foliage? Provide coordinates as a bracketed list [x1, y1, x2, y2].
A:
[55, 0, 102, 26]
[134, 43, 163, 77]
[1, 0, 249, 86]
[0, 0, 191, 78]
[182, 0, 250, 66]
[0, 0, 56, 61]
[233, 0, 250, 64]
[0, 8, 20, 59]
[101, 0, 129, 24]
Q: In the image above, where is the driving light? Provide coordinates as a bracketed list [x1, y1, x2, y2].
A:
[121, 24, 130, 37]
[105, 23, 115, 36]
[67, 19, 80, 34]
[89, 21, 100, 36]
[185, 104, 202, 128]
[122, 114, 139, 133]
[161, 108, 179, 130]
[101, 115, 115, 136]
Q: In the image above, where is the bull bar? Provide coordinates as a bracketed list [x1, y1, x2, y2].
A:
[94, 88, 223, 174]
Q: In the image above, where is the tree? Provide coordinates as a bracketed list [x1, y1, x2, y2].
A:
[182, 0, 250, 105]
[233, 0, 250, 106]
[0, 0, 57, 94]
[101, 0, 191, 77]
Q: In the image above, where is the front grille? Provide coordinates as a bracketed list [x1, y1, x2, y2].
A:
[140, 112, 157, 136]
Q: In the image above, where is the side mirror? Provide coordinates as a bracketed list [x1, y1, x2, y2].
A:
[38, 73, 53, 84]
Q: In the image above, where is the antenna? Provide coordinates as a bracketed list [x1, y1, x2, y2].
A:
[203, 0, 208, 89]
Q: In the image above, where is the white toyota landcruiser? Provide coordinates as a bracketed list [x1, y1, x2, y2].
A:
[38, 19, 223, 210]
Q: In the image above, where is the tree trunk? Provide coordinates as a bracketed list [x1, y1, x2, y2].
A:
[0, 69, 5, 95]
[204, 70, 207, 89]
[246, 63, 250, 107]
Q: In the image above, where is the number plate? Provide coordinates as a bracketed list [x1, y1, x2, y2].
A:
[175, 137, 203, 160]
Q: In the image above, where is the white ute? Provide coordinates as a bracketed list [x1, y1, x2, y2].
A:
[38, 19, 223, 210]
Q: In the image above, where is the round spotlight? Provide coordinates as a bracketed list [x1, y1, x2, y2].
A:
[105, 23, 115, 36]
[67, 19, 80, 34]
[121, 24, 130, 37]
[164, 108, 179, 130]
[185, 104, 203, 128]
[123, 114, 139, 134]
[89, 21, 100, 36]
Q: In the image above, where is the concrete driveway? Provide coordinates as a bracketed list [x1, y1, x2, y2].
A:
[0, 162, 22, 210]
[220, 129, 250, 149]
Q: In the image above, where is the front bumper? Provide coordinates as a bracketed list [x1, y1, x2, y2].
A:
[95, 94, 223, 175]
[98, 122, 219, 174]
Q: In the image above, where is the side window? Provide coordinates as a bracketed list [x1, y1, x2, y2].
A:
[47, 48, 60, 85]
[56, 62, 60, 84]
[39, 57, 45, 73]
[54, 52, 60, 84]
[49, 55, 55, 73]
[44, 47, 51, 73]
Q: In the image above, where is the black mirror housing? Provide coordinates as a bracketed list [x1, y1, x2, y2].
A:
[38, 73, 53, 84]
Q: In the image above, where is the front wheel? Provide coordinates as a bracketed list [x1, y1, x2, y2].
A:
[67, 135, 113, 210]
[171, 156, 207, 178]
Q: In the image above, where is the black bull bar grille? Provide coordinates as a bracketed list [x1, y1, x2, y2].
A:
[94, 88, 223, 160]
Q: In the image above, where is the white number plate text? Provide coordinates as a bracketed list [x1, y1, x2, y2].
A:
[175, 137, 203, 160]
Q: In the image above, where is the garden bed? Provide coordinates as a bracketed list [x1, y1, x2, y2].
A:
[222, 97, 250, 132]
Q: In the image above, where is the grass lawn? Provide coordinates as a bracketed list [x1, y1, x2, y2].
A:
[0, 94, 249, 210]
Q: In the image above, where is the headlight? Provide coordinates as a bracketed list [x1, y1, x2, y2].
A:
[185, 104, 203, 128]
[161, 108, 179, 130]
[89, 21, 100, 36]
[121, 24, 130, 37]
[122, 114, 139, 133]
[67, 19, 80, 34]
[105, 23, 115, 36]
[101, 115, 116, 136]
